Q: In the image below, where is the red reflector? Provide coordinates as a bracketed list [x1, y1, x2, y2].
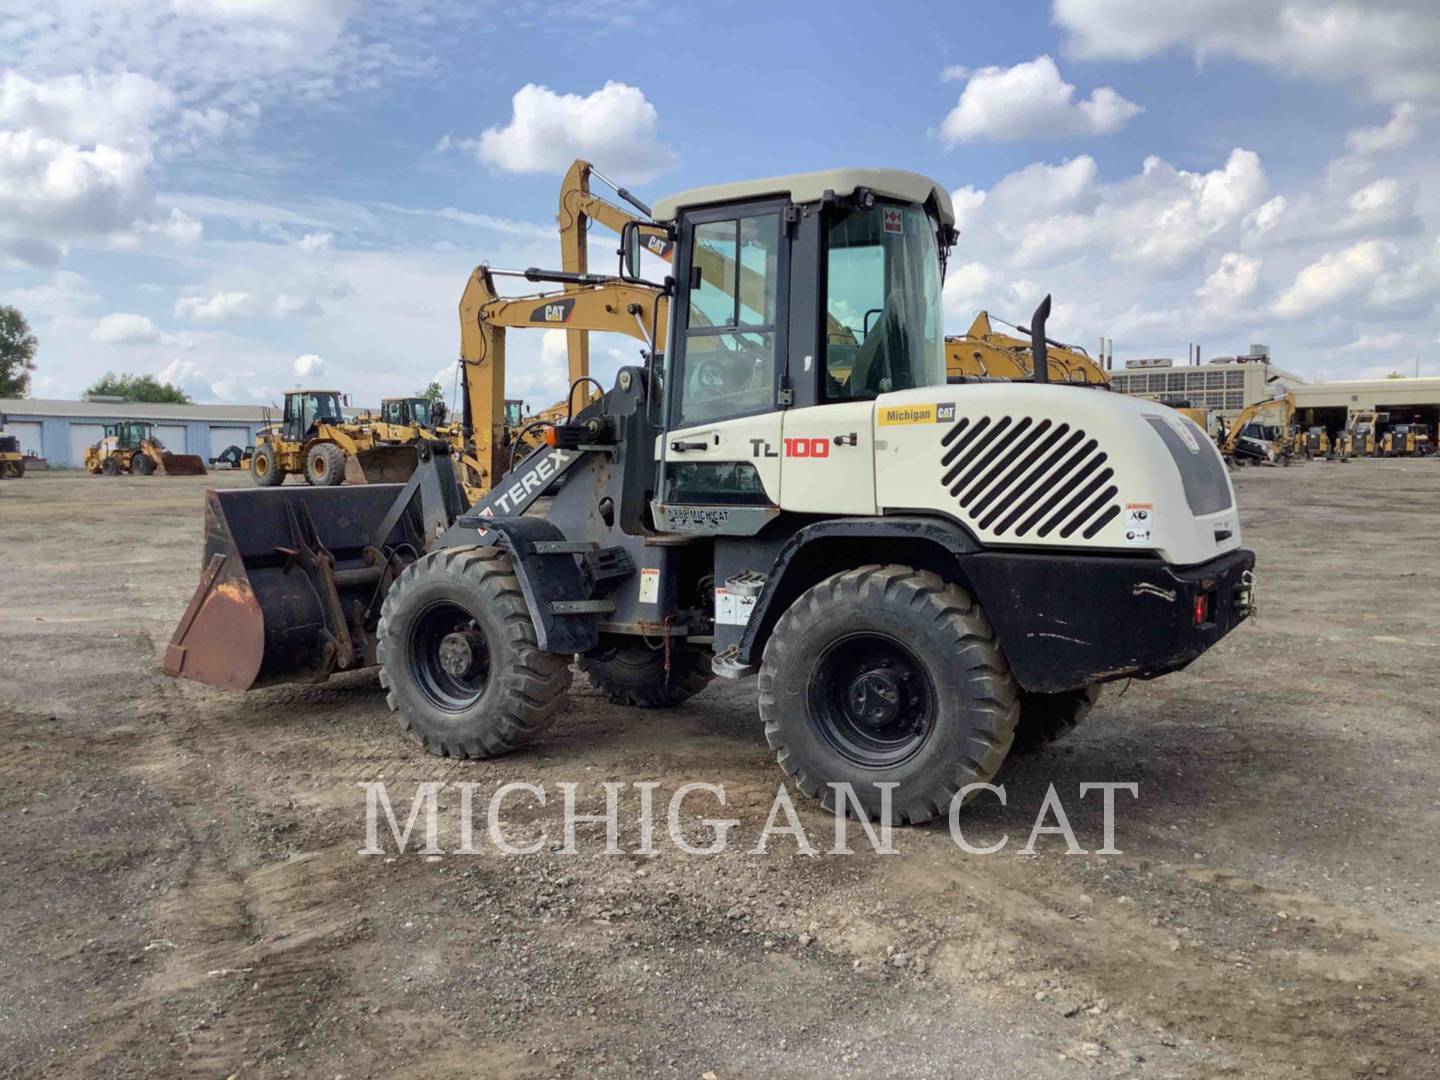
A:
[1194, 593, 1210, 625]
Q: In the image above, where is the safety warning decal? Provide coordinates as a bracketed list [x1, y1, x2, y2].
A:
[639, 568, 660, 604]
[882, 207, 904, 234]
[714, 587, 758, 626]
[1123, 503, 1154, 546]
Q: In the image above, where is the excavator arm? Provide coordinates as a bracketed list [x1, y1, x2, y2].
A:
[457, 265, 668, 495]
[948, 310, 1108, 385]
[1217, 392, 1294, 456]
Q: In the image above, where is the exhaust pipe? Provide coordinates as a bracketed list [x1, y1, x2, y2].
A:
[1031, 294, 1052, 384]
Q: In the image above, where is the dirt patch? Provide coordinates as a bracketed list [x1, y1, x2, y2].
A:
[2, 461, 1438, 1077]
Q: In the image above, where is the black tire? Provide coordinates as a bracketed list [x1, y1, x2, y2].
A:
[132, 452, 155, 476]
[251, 444, 283, 486]
[377, 545, 572, 758]
[758, 565, 1018, 824]
[305, 442, 346, 486]
[13, 459, 23, 478]
[1011, 686, 1102, 754]
[579, 638, 713, 707]
[101, 456, 120, 476]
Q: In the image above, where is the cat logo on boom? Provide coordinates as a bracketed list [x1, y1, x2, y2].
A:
[531, 298, 576, 324]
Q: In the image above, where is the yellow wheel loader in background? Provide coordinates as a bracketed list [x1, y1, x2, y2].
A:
[1381, 421, 1431, 457]
[83, 421, 208, 476]
[250, 389, 377, 486]
[0, 431, 23, 478]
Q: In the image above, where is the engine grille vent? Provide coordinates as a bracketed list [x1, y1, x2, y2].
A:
[939, 416, 1120, 540]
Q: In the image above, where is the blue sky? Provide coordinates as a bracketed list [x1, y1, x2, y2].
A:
[2, 0, 1438, 408]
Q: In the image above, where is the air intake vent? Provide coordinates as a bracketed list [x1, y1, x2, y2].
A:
[940, 415, 1120, 541]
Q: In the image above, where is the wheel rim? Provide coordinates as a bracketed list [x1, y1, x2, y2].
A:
[255, 454, 269, 476]
[312, 453, 326, 477]
[807, 632, 937, 768]
[408, 600, 491, 712]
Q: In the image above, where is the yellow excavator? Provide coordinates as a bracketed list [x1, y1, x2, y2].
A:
[449, 264, 667, 501]
[83, 420, 208, 476]
[1216, 393, 1296, 467]
[947, 310, 1109, 385]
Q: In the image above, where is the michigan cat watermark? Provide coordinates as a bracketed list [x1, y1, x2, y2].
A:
[357, 780, 1139, 856]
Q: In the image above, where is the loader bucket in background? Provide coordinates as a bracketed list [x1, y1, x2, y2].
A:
[160, 453, 209, 476]
[163, 483, 408, 691]
[345, 444, 420, 485]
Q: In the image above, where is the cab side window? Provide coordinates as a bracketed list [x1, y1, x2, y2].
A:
[678, 213, 781, 427]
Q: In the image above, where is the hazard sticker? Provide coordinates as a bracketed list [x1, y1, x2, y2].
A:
[882, 207, 904, 234]
[1123, 503, 1154, 546]
[714, 587, 758, 626]
[639, 567, 660, 604]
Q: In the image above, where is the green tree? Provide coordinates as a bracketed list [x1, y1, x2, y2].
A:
[417, 380, 444, 405]
[0, 305, 38, 398]
[84, 371, 192, 404]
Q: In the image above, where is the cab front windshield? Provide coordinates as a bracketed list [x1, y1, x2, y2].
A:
[823, 202, 945, 400]
[410, 399, 432, 427]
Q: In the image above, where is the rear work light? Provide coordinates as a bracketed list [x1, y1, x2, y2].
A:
[1193, 592, 1211, 626]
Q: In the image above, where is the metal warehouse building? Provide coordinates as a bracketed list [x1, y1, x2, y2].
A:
[1292, 377, 1440, 437]
[0, 397, 266, 469]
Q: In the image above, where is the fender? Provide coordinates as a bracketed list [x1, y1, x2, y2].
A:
[734, 514, 980, 668]
[456, 515, 602, 654]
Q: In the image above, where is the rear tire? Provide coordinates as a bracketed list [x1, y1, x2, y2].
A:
[305, 442, 346, 486]
[758, 565, 1018, 824]
[579, 639, 713, 707]
[377, 545, 572, 758]
[101, 457, 120, 476]
[132, 452, 155, 476]
[1011, 686, 1102, 754]
[251, 445, 283, 486]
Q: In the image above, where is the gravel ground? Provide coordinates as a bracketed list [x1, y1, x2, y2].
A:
[1, 459, 1437, 1078]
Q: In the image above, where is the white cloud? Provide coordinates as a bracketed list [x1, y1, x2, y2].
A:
[949, 185, 987, 231]
[1196, 252, 1263, 312]
[1341, 331, 1409, 352]
[174, 291, 258, 321]
[10, 271, 98, 317]
[939, 65, 969, 83]
[943, 262, 998, 317]
[508, 330, 570, 401]
[989, 156, 1098, 213]
[1273, 239, 1395, 318]
[0, 71, 165, 263]
[938, 55, 1142, 143]
[298, 231, 333, 252]
[293, 353, 326, 378]
[1244, 195, 1288, 236]
[92, 312, 163, 344]
[456, 81, 678, 182]
[1346, 102, 1420, 154]
[1055, 0, 1440, 102]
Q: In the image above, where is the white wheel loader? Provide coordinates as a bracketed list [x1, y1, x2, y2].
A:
[163, 167, 1254, 824]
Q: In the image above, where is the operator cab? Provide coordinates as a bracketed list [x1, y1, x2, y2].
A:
[283, 389, 344, 441]
[381, 397, 435, 428]
[638, 168, 954, 522]
[106, 421, 155, 449]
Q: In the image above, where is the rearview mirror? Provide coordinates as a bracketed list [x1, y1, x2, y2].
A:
[618, 220, 643, 282]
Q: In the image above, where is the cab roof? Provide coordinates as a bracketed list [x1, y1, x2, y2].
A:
[652, 167, 955, 226]
[288, 388, 342, 395]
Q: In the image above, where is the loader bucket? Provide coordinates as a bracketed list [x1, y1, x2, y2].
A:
[160, 453, 209, 476]
[163, 484, 407, 691]
[345, 444, 419, 485]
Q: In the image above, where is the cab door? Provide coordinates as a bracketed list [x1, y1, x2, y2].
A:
[658, 202, 789, 534]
